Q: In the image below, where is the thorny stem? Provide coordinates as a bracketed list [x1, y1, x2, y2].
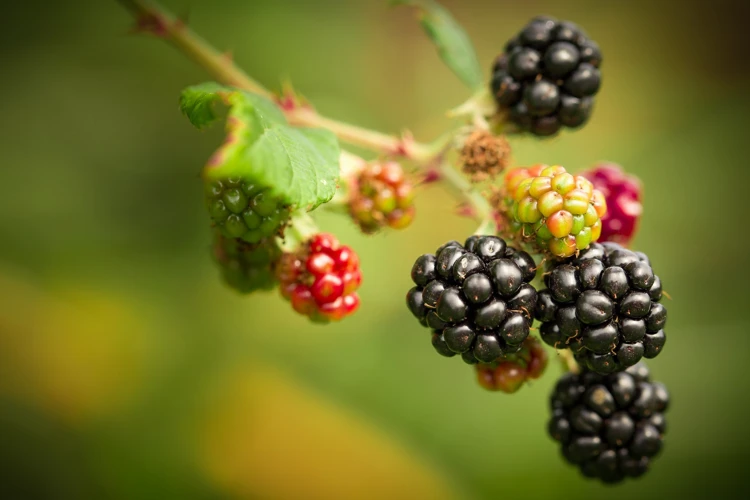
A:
[438, 159, 494, 221]
[116, 0, 492, 222]
[117, 0, 270, 96]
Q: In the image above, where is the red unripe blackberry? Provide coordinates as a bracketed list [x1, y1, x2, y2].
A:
[579, 163, 643, 246]
[349, 161, 415, 234]
[475, 336, 548, 393]
[277, 233, 361, 322]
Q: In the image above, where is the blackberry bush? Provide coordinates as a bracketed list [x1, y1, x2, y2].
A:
[536, 242, 667, 373]
[206, 178, 290, 243]
[277, 233, 361, 322]
[212, 233, 280, 294]
[548, 363, 669, 483]
[122, 0, 675, 487]
[502, 165, 607, 257]
[475, 336, 548, 393]
[406, 235, 538, 363]
[491, 16, 602, 136]
[579, 163, 643, 246]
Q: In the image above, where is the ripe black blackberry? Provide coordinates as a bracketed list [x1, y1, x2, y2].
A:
[491, 16, 602, 136]
[548, 362, 669, 483]
[536, 242, 667, 374]
[406, 236, 538, 363]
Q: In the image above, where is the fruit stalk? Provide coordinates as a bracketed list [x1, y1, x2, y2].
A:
[116, 0, 491, 221]
[558, 349, 580, 373]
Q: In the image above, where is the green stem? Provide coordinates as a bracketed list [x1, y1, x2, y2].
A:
[117, 0, 270, 96]
[558, 349, 581, 374]
[437, 158, 493, 221]
[279, 211, 319, 252]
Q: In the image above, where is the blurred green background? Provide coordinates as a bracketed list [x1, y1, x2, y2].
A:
[1, 0, 748, 498]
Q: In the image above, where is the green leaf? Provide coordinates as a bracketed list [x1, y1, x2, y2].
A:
[179, 82, 231, 129]
[180, 83, 340, 210]
[212, 125, 339, 210]
[395, 0, 483, 90]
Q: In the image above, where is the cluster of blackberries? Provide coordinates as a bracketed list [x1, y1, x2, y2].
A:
[536, 242, 666, 374]
[405, 235, 670, 483]
[549, 363, 669, 483]
[491, 16, 602, 136]
[406, 236, 538, 364]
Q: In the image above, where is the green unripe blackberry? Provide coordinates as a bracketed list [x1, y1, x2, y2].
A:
[212, 233, 280, 294]
[205, 178, 290, 243]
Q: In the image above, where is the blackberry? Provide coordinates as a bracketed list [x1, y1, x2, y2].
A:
[491, 16, 602, 136]
[406, 236, 538, 363]
[548, 362, 669, 483]
[349, 161, 415, 233]
[536, 242, 667, 373]
[212, 233, 280, 294]
[579, 163, 643, 246]
[205, 177, 290, 243]
[475, 336, 548, 393]
[502, 165, 607, 258]
[277, 233, 362, 322]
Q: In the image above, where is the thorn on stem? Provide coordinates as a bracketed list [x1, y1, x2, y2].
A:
[392, 131, 415, 158]
[419, 167, 441, 185]
[131, 10, 169, 37]
[456, 203, 475, 219]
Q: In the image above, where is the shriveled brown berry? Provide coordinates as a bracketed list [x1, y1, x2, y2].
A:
[460, 129, 512, 182]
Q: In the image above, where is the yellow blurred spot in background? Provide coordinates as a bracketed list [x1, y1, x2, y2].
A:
[198, 364, 461, 500]
[0, 273, 149, 425]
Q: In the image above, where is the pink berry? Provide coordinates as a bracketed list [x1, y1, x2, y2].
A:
[579, 163, 642, 246]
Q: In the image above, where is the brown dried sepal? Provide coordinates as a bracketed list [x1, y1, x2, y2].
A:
[460, 129, 511, 182]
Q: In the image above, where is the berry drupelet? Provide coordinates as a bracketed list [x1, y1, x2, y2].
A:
[491, 16, 602, 136]
[548, 362, 669, 483]
[212, 233, 280, 294]
[503, 165, 607, 258]
[206, 177, 290, 243]
[536, 242, 667, 373]
[475, 336, 548, 393]
[406, 236, 538, 363]
[277, 233, 362, 322]
[579, 163, 643, 246]
[349, 161, 415, 234]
